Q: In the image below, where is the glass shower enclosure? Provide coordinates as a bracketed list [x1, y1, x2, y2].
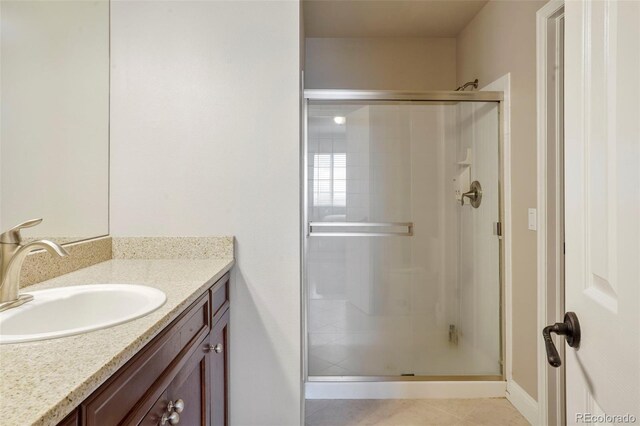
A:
[303, 90, 504, 381]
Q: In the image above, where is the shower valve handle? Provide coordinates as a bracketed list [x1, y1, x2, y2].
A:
[542, 312, 581, 368]
[460, 181, 482, 208]
[461, 189, 477, 203]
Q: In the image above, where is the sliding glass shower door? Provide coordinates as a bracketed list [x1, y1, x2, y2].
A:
[305, 98, 502, 379]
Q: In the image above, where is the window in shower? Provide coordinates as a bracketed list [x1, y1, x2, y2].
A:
[313, 153, 346, 207]
[305, 99, 502, 380]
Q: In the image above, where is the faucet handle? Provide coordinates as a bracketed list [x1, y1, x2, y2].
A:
[0, 218, 43, 244]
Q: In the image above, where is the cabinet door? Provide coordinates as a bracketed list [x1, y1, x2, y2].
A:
[210, 310, 229, 426]
[138, 345, 210, 426]
[168, 345, 210, 426]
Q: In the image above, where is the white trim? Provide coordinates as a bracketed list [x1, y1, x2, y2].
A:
[537, 2, 565, 426]
[481, 75, 512, 385]
[300, 70, 307, 423]
[306, 381, 507, 400]
[507, 380, 540, 425]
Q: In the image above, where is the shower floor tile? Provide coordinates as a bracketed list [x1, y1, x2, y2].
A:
[305, 398, 530, 426]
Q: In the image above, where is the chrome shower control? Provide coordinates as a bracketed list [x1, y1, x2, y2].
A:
[460, 180, 482, 208]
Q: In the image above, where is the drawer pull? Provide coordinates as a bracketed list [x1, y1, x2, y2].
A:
[168, 399, 185, 413]
[160, 411, 179, 425]
[205, 343, 223, 354]
[161, 399, 184, 425]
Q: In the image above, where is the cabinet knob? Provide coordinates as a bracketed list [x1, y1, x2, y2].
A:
[167, 399, 185, 414]
[205, 343, 223, 353]
[160, 411, 180, 425]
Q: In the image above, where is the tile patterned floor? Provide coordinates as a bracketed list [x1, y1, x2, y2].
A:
[305, 398, 530, 426]
[307, 298, 501, 377]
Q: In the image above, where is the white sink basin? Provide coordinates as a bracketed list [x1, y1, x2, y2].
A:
[0, 284, 166, 344]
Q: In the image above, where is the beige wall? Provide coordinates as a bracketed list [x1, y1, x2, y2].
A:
[305, 37, 456, 90]
[457, 0, 546, 400]
[110, 1, 301, 424]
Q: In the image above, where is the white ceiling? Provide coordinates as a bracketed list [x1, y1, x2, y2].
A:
[304, 0, 489, 38]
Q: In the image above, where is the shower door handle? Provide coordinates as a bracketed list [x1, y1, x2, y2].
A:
[542, 312, 581, 367]
[308, 222, 413, 237]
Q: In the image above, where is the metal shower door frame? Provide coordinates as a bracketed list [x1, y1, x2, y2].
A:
[301, 89, 506, 383]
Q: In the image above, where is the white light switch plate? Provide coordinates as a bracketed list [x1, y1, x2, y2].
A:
[528, 208, 537, 231]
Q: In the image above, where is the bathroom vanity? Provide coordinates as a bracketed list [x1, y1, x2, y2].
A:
[62, 273, 230, 426]
[0, 255, 233, 426]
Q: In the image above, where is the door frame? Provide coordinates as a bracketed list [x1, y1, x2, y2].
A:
[536, 1, 566, 425]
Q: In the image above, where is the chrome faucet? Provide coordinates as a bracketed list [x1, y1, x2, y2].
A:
[0, 219, 69, 311]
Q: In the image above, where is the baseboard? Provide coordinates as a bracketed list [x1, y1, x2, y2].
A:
[506, 380, 539, 425]
[306, 381, 506, 400]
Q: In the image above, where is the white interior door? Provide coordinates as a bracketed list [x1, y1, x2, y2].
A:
[564, 1, 640, 424]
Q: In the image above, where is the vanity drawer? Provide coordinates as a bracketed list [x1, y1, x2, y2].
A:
[210, 272, 230, 322]
[81, 292, 211, 425]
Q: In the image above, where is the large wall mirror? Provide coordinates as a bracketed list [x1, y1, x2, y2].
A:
[1, 0, 109, 243]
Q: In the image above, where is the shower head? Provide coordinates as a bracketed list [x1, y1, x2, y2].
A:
[455, 79, 479, 91]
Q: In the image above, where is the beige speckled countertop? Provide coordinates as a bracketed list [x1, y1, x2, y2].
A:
[0, 258, 234, 426]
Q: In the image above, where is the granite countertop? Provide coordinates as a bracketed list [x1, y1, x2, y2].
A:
[0, 257, 234, 426]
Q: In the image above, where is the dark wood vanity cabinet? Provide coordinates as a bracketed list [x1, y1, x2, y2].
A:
[61, 272, 231, 426]
[58, 411, 80, 426]
[139, 344, 209, 426]
[209, 310, 230, 426]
